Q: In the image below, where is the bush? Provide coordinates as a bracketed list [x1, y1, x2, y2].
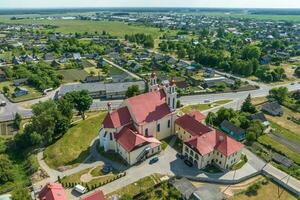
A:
[245, 182, 261, 196]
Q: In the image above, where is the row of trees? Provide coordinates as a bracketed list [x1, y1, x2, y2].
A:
[125, 33, 154, 48]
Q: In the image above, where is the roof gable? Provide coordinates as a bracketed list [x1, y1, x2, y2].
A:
[126, 89, 171, 124]
[103, 107, 132, 129]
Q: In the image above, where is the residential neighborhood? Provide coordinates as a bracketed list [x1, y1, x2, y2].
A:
[0, 4, 300, 200]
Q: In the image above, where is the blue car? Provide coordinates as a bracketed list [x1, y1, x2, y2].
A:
[149, 157, 159, 164]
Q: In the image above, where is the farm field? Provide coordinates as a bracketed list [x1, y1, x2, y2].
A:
[230, 180, 297, 200]
[0, 17, 163, 38]
[58, 69, 89, 83]
[266, 107, 300, 136]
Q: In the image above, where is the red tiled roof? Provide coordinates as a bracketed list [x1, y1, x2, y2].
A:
[115, 126, 148, 152]
[39, 183, 67, 200]
[175, 113, 212, 137]
[215, 131, 244, 156]
[115, 125, 161, 152]
[80, 190, 105, 200]
[126, 89, 171, 124]
[103, 106, 132, 129]
[185, 131, 244, 156]
[187, 111, 206, 122]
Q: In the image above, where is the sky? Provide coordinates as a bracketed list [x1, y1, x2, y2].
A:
[1, 0, 300, 9]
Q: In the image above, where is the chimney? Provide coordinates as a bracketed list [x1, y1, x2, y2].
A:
[107, 102, 112, 114]
[218, 135, 224, 142]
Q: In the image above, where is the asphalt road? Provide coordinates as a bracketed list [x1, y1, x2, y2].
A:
[1, 80, 300, 122]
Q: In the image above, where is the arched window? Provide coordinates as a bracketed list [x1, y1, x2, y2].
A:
[145, 128, 149, 136]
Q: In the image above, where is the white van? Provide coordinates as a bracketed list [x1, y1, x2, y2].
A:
[74, 184, 87, 194]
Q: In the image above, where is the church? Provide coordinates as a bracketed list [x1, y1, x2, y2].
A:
[99, 72, 244, 169]
[99, 72, 177, 165]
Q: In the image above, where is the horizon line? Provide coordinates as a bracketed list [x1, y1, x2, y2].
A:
[1, 6, 300, 10]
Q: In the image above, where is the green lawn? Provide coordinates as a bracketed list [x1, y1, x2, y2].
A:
[107, 174, 163, 198]
[58, 69, 89, 83]
[181, 100, 231, 113]
[61, 166, 123, 189]
[269, 121, 300, 146]
[0, 81, 43, 102]
[258, 135, 300, 165]
[44, 112, 106, 169]
[0, 18, 163, 38]
[108, 65, 126, 76]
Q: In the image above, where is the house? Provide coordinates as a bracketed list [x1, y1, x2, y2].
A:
[262, 102, 283, 116]
[12, 56, 21, 65]
[203, 77, 234, 88]
[220, 120, 246, 141]
[0, 69, 6, 82]
[57, 81, 145, 99]
[73, 53, 81, 61]
[260, 55, 271, 65]
[13, 87, 29, 97]
[176, 115, 244, 170]
[249, 112, 270, 127]
[99, 73, 177, 165]
[51, 60, 61, 68]
[44, 53, 54, 61]
[39, 183, 67, 200]
[203, 68, 215, 78]
[13, 78, 28, 86]
[80, 190, 105, 200]
[167, 57, 177, 65]
[84, 76, 102, 83]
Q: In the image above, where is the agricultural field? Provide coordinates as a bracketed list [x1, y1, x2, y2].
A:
[230, 180, 297, 200]
[266, 107, 300, 136]
[0, 17, 163, 38]
[58, 69, 89, 83]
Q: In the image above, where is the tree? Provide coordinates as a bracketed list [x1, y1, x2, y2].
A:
[205, 112, 217, 126]
[295, 66, 300, 77]
[247, 120, 264, 140]
[11, 187, 30, 200]
[126, 85, 140, 98]
[242, 45, 261, 60]
[119, 194, 133, 200]
[2, 86, 9, 94]
[57, 97, 74, 120]
[268, 87, 289, 104]
[0, 154, 14, 184]
[216, 108, 237, 124]
[14, 113, 22, 130]
[176, 100, 182, 108]
[241, 94, 256, 114]
[65, 90, 93, 120]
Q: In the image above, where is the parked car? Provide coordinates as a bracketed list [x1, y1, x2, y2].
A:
[102, 164, 113, 174]
[176, 153, 184, 159]
[74, 184, 87, 194]
[0, 101, 6, 107]
[149, 157, 159, 164]
[184, 160, 193, 167]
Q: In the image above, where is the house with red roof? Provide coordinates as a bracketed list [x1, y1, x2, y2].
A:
[99, 73, 177, 165]
[39, 183, 67, 200]
[176, 113, 244, 170]
[80, 190, 105, 200]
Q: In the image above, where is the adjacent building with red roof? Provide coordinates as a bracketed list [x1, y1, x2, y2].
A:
[176, 113, 244, 170]
[80, 190, 105, 200]
[39, 183, 67, 200]
[99, 73, 176, 165]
